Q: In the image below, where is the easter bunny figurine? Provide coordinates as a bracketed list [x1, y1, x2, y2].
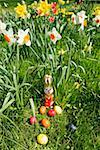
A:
[44, 75, 54, 108]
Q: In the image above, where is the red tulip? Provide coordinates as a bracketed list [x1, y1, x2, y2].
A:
[51, 2, 57, 9]
[49, 17, 55, 23]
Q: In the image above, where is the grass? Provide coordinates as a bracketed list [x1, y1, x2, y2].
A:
[0, 0, 33, 6]
[0, 1, 100, 150]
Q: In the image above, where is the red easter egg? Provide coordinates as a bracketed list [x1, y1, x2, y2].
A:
[48, 109, 56, 117]
[29, 116, 37, 125]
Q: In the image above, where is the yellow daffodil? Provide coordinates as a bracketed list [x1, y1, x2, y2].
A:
[74, 82, 80, 89]
[60, 8, 73, 17]
[15, 3, 30, 19]
[66, 12, 74, 15]
[58, 49, 66, 55]
[83, 43, 92, 52]
[17, 29, 31, 46]
[31, 1, 38, 9]
[48, 27, 62, 44]
[60, 8, 66, 15]
[67, 18, 70, 22]
[58, 0, 65, 5]
[37, 0, 51, 16]
[66, 0, 70, 4]
[93, 7, 100, 16]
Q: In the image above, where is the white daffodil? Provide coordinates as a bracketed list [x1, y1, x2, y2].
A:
[93, 15, 100, 27]
[17, 28, 31, 46]
[77, 11, 87, 24]
[4, 28, 16, 45]
[48, 27, 62, 44]
[0, 20, 6, 34]
[71, 14, 77, 24]
[77, 10, 87, 30]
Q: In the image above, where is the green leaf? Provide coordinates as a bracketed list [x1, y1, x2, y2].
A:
[0, 99, 15, 114]
[29, 98, 35, 116]
[2, 92, 11, 107]
[57, 66, 67, 88]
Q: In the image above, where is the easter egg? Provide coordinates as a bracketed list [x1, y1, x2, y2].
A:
[41, 118, 50, 128]
[37, 134, 48, 145]
[48, 109, 56, 117]
[29, 116, 37, 125]
[54, 106, 62, 115]
[39, 106, 46, 114]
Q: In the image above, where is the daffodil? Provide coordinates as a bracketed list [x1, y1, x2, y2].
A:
[71, 14, 77, 24]
[4, 28, 16, 45]
[37, 0, 51, 16]
[71, 11, 87, 30]
[48, 27, 62, 44]
[17, 29, 31, 46]
[66, 12, 74, 15]
[58, 49, 66, 55]
[31, 1, 38, 9]
[93, 7, 100, 16]
[77, 11, 87, 30]
[93, 15, 100, 27]
[0, 20, 6, 34]
[58, 0, 65, 5]
[77, 11, 87, 24]
[74, 82, 80, 89]
[60, 8, 66, 15]
[66, 0, 70, 4]
[15, 3, 30, 19]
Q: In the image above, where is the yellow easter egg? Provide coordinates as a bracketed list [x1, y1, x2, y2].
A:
[54, 106, 62, 114]
[37, 134, 48, 145]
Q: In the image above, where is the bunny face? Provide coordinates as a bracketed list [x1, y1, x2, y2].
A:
[44, 86, 53, 96]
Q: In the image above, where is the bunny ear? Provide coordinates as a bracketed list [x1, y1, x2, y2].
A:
[44, 74, 52, 85]
[77, 0, 83, 4]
